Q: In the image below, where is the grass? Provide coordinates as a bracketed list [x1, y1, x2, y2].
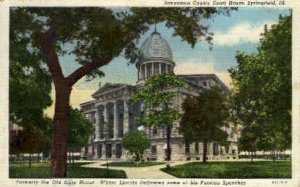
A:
[161, 161, 291, 178]
[102, 161, 166, 167]
[9, 162, 126, 178]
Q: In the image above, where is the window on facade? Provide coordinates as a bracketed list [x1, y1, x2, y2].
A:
[195, 142, 199, 154]
[151, 145, 157, 154]
[232, 150, 236, 155]
[92, 113, 96, 123]
[203, 81, 207, 87]
[116, 144, 122, 158]
[168, 65, 172, 73]
[92, 146, 95, 156]
[153, 128, 158, 135]
[97, 144, 102, 158]
[147, 64, 151, 78]
[161, 64, 166, 73]
[85, 147, 88, 154]
[213, 143, 219, 155]
[106, 144, 112, 158]
[154, 63, 159, 75]
[185, 143, 190, 154]
[142, 65, 145, 79]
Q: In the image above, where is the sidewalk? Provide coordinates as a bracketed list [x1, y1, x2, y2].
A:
[82, 161, 189, 179]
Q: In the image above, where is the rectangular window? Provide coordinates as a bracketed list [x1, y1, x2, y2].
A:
[153, 128, 158, 135]
[195, 142, 199, 154]
[185, 143, 190, 154]
[213, 143, 219, 155]
[151, 145, 157, 154]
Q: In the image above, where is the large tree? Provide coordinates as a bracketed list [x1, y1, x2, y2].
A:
[229, 14, 291, 154]
[11, 7, 234, 177]
[133, 73, 185, 161]
[122, 131, 151, 162]
[180, 87, 229, 163]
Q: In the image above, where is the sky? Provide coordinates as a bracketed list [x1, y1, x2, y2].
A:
[45, 7, 291, 117]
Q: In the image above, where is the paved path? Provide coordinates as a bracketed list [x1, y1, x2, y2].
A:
[81, 159, 266, 178]
[82, 161, 189, 179]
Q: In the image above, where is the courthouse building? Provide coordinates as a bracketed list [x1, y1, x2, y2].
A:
[80, 30, 238, 161]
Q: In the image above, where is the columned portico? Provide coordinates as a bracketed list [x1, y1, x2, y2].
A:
[81, 29, 236, 162]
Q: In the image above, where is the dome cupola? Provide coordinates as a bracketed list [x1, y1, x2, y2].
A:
[137, 29, 175, 84]
[139, 31, 173, 61]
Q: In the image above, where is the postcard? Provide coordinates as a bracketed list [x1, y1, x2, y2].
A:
[0, 0, 299, 186]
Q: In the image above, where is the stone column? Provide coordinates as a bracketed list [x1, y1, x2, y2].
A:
[139, 65, 142, 80]
[123, 100, 129, 135]
[159, 63, 161, 74]
[95, 107, 100, 141]
[145, 65, 147, 78]
[114, 102, 118, 140]
[151, 63, 154, 76]
[103, 104, 107, 139]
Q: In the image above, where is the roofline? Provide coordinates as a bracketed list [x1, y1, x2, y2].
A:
[91, 84, 134, 99]
[177, 74, 231, 93]
[80, 100, 95, 107]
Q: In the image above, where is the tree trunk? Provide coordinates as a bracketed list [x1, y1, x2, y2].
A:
[72, 147, 75, 169]
[203, 139, 207, 163]
[29, 153, 31, 168]
[166, 125, 172, 161]
[51, 86, 71, 178]
[273, 150, 276, 162]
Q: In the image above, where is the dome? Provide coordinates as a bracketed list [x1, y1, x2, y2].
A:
[139, 31, 173, 62]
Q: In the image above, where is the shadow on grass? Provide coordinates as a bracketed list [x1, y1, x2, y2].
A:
[161, 161, 291, 178]
[9, 162, 126, 178]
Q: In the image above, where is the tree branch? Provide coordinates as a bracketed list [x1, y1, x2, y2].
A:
[41, 28, 65, 85]
[66, 57, 111, 86]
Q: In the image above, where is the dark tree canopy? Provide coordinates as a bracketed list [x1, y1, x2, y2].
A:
[229, 13, 291, 152]
[10, 9, 52, 128]
[180, 87, 229, 162]
[68, 108, 94, 148]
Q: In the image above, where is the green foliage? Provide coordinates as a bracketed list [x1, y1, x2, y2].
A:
[10, 8, 52, 128]
[229, 14, 291, 152]
[122, 131, 151, 162]
[133, 73, 185, 127]
[10, 127, 51, 155]
[161, 161, 291, 178]
[180, 87, 229, 144]
[9, 162, 127, 178]
[68, 108, 95, 148]
[11, 7, 234, 81]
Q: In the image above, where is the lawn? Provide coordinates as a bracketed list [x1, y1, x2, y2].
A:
[9, 162, 126, 178]
[102, 161, 166, 167]
[161, 161, 291, 178]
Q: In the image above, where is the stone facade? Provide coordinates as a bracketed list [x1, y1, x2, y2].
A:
[80, 30, 238, 161]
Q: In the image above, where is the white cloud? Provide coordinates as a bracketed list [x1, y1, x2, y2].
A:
[174, 60, 231, 87]
[213, 21, 275, 46]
